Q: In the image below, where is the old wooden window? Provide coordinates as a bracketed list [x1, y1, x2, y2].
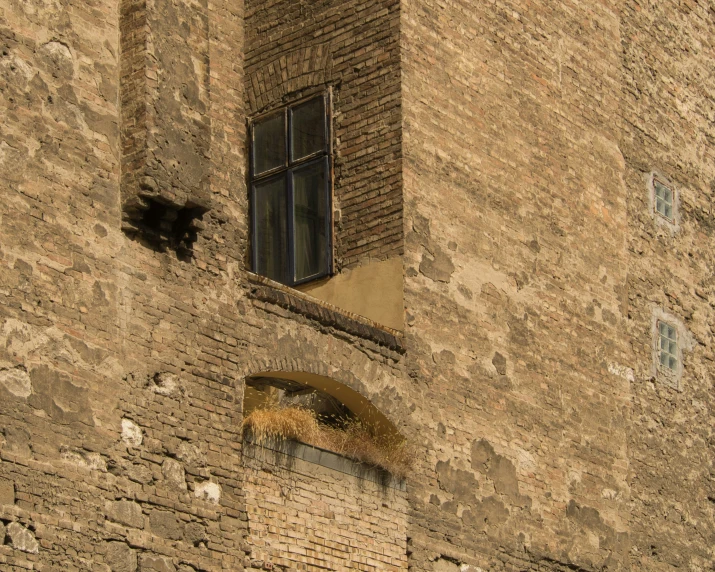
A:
[250, 95, 331, 286]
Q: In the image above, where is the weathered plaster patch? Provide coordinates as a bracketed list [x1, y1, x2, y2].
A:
[608, 362, 634, 383]
[194, 481, 221, 503]
[0, 364, 31, 398]
[121, 418, 143, 447]
[6, 522, 39, 554]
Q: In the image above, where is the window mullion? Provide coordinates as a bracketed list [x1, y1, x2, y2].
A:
[287, 167, 295, 286]
[285, 107, 294, 285]
[250, 183, 257, 274]
[250, 95, 330, 287]
[324, 155, 332, 275]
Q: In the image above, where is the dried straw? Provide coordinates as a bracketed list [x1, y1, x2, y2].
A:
[243, 406, 412, 479]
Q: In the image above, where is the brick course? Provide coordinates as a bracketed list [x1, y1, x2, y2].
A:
[0, 1, 713, 571]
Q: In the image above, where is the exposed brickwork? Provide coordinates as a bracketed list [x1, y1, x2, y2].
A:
[0, 1, 713, 571]
[244, 0, 403, 270]
[247, 273, 405, 353]
[243, 441, 408, 571]
[119, 0, 213, 242]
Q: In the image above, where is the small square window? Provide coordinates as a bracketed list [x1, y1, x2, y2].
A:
[657, 321, 678, 372]
[250, 94, 332, 286]
[653, 178, 674, 221]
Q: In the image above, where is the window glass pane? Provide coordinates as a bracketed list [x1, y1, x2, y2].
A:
[254, 113, 285, 175]
[657, 200, 667, 217]
[254, 177, 289, 284]
[291, 98, 326, 161]
[654, 180, 674, 220]
[293, 160, 329, 281]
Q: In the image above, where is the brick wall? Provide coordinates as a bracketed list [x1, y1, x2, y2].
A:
[243, 441, 408, 571]
[119, 0, 213, 244]
[244, 0, 403, 270]
[401, 1, 633, 569]
[0, 0, 252, 568]
[0, 0, 713, 571]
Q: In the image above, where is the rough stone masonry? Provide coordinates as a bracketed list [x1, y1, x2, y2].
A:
[0, 0, 713, 571]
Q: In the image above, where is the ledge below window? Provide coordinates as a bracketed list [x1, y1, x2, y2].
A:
[245, 272, 405, 354]
[243, 435, 406, 491]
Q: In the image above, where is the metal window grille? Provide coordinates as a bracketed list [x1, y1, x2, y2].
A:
[249, 94, 332, 286]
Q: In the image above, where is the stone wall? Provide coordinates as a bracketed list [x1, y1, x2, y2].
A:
[0, 0, 713, 571]
[621, 2, 715, 570]
[0, 0, 251, 569]
[402, 1, 633, 570]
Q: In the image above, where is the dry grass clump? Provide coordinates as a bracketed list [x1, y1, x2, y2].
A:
[243, 406, 412, 479]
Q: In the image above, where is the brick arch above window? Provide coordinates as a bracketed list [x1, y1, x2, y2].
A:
[243, 370, 400, 439]
[246, 45, 332, 114]
[239, 356, 406, 439]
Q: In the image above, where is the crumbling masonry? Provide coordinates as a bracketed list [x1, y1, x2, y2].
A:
[0, 0, 713, 571]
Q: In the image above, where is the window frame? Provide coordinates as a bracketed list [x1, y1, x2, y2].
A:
[648, 171, 679, 231]
[653, 176, 674, 222]
[249, 92, 333, 287]
[656, 320, 678, 373]
[651, 309, 691, 391]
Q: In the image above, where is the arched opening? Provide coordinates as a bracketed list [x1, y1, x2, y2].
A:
[242, 370, 408, 476]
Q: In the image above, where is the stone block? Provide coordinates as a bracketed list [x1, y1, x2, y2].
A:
[184, 522, 206, 545]
[0, 477, 15, 505]
[0, 365, 31, 398]
[149, 510, 183, 540]
[109, 500, 144, 529]
[138, 554, 176, 572]
[6, 522, 39, 554]
[121, 419, 143, 447]
[106, 541, 138, 572]
[161, 458, 186, 490]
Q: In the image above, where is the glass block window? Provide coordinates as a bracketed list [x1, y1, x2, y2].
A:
[250, 95, 331, 286]
[653, 178, 674, 221]
[657, 321, 678, 372]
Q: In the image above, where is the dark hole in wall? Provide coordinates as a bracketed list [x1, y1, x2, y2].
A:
[122, 197, 208, 261]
